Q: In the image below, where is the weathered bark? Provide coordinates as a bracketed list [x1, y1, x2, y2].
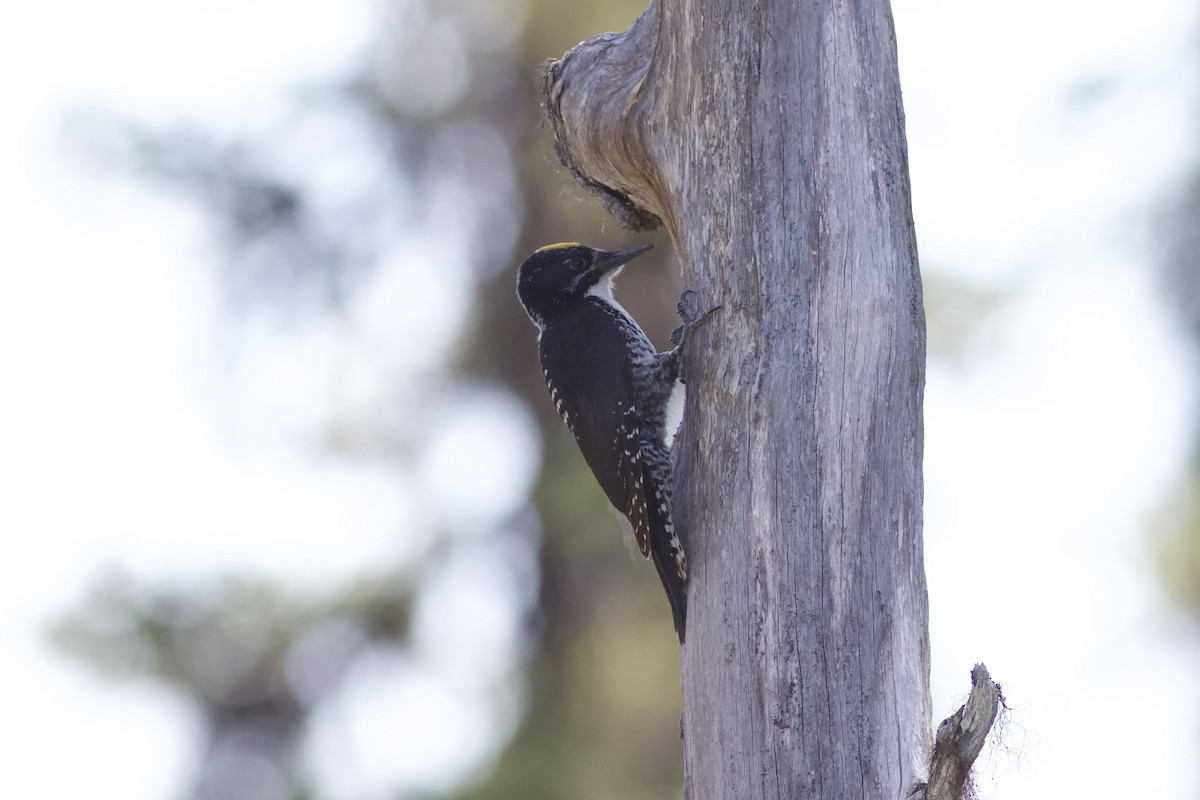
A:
[544, 1, 938, 797]
[913, 665, 1002, 800]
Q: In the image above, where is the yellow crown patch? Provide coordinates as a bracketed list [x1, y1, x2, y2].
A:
[535, 242, 583, 253]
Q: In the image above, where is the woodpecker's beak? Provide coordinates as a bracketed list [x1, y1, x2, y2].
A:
[593, 243, 654, 277]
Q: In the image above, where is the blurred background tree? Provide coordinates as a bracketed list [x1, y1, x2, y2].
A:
[52, 2, 693, 798]
[1158, 166, 1200, 623]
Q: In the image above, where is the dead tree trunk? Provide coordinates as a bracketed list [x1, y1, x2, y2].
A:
[544, 1, 992, 797]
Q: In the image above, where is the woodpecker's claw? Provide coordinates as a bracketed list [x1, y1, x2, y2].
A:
[676, 289, 697, 319]
[672, 291, 722, 346]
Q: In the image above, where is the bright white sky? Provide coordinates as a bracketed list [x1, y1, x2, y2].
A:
[1, 0, 1198, 798]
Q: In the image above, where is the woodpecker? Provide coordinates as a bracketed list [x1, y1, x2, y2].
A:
[516, 242, 716, 642]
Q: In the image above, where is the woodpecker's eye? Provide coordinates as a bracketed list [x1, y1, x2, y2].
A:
[570, 257, 588, 272]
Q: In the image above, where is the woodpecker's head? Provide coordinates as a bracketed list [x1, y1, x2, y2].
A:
[516, 242, 653, 327]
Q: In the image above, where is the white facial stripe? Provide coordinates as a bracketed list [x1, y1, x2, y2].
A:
[586, 277, 614, 302]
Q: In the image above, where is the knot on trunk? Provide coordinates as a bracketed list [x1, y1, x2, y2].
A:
[540, 7, 666, 232]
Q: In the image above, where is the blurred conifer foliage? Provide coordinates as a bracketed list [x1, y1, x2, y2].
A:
[55, 1, 691, 798]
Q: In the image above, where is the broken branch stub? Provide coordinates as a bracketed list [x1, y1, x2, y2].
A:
[540, 7, 666, 232]
[911, 663, 1002, 800]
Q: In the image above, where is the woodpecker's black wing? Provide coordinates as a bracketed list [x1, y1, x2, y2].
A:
[538, 300, 654, 558]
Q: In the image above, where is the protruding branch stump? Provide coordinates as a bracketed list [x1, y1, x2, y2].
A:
[910, 664, 1002, 800]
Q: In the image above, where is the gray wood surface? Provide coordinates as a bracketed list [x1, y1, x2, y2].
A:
[543, 1, 956, 796]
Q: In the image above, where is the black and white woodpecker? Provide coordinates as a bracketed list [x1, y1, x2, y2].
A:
[516, 242, 715, 642]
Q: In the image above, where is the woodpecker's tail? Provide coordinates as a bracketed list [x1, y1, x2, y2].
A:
[643, 459, 688, 642]
[649, 534, 688, 642]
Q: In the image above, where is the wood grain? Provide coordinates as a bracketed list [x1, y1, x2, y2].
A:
[543, 1, 939, 796]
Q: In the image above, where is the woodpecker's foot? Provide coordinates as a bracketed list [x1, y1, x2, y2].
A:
[671, 290, 722, 347]
[675, 289, 697, 321]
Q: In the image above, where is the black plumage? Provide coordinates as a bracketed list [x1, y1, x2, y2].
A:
[516, 242, 703, 641]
